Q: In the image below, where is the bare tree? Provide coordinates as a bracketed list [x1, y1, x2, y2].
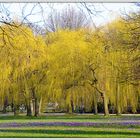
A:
[46, 6, 91, 32]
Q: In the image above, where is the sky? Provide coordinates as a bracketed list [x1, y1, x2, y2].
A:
[0, 3, 139, 27]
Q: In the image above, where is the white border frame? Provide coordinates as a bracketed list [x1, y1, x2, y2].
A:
[0, 0, 139, 2]
[0, 1, 140, 140]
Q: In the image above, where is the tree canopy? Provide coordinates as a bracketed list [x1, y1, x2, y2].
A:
[0, 9, 140, 116]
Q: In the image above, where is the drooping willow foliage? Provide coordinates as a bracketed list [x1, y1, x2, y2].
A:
[0, 12, 140, 116]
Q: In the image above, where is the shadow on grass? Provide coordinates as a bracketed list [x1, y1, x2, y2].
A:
[0, 129, 139, 136]
[0, 115, 140, 121]
[0, 116, 109, 120]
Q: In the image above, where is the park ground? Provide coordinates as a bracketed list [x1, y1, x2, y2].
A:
[0, 113, 139, 138]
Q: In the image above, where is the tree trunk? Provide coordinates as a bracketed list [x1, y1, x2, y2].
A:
[34, 98, 39, 117]
[14, 105, 19, 116]
[2, 97, 8, 113]
[71, 99, 74, 113]
[32, 99, 35, 115]
[67, 99, 72, 114]
[67, 95, 73, 114]
[26, 102, 32, 116]
[31, 88, 39, 117]
[103, 93, 109, 116]
[116, 84, 121, 115]
[39, 97, 42, 115]
[2, 104, 7, 114]
[32, 89, 35, 115]
[68, 103, 72, 113]
[11, 96, 14, 112]
[11, 103, 14, 112]
[93, 93, 98, 115]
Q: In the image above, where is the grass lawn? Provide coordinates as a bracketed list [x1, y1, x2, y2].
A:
[0, 114, 139, 138]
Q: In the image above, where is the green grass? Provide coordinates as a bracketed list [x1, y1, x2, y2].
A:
[0, 114, 139, 137]
[0, 114, 117, 123]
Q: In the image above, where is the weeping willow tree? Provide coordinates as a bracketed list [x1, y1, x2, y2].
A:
[87, 30, 110, 116]
[46, 29, 100, 113]
[103, 16, 140, 115]
[0, 23, 48, 116]
[46, 29, 111, 115]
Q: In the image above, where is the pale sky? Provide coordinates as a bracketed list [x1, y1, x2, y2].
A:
[0, 3, 139, 27]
